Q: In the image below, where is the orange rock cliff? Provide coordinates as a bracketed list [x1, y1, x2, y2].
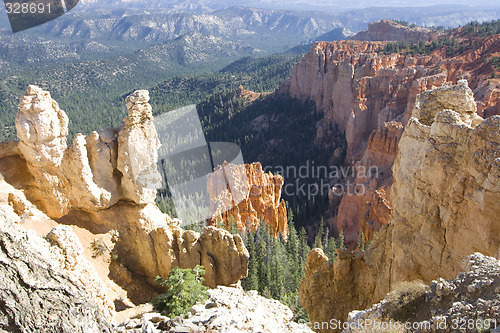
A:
[207, 161, 288, 237]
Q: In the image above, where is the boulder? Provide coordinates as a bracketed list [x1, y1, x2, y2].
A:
[0, 209, 112, 332]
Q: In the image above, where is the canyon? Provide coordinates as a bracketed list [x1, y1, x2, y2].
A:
[278, 20, 500, 331]
[282, 19, 500, 244]
[0, 18, 499, 333]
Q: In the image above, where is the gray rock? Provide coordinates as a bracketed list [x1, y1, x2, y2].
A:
[342, 253, 500, 333]
[125, 319, 141, 329]
[0, 212, 112, 332]
[141, 321, 158, 333]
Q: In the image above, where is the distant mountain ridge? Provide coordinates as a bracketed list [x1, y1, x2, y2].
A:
[350, 19, 439, 42]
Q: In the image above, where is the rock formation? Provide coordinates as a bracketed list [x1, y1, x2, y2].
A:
[343, 253, 500, 333]
[0, 85, 250, 323]
[14, 86, 164, 216]
[15, 85, 70, 217]
[281, 28, 500, 244]
[207, 162, 288, 237]
[118, 90, 162, 204]
[351, 20, 439, 42]
[84, 202, 249, 288]
[299, 82, 500, 331]
[0, 209, 113, 332]
[235, 85, 270, 104]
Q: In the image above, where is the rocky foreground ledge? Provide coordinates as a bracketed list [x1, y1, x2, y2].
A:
[116, 286, 313, 333]
[0, 209, 112, 332]
[343, 253, 500, 333]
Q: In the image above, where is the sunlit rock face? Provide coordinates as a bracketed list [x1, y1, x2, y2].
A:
[207, 162, 288, 237]
[118, 90, 162, 204]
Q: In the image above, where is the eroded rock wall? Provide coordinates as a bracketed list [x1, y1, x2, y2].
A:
[299, 82, 500, 331]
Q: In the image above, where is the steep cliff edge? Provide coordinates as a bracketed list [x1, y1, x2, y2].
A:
[299, 82, 500, 331]
[281, 26, 500, 243]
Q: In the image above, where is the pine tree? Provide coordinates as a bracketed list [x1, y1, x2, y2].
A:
[239, 211, 311, 323]
[325, 235, 337, 261]
[336, 230, 345, 250]
[243, 231, 259, 291]
[286, 208, 298, 261]
[323, 226, 329, 251]
[314, 218, 324, 249]
[152, 265, 209, 318]
[228, 214, 238, 234]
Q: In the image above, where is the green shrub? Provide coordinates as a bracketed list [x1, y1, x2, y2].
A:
[152, 265, 209, 318]
[491, 57, 500, 71]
